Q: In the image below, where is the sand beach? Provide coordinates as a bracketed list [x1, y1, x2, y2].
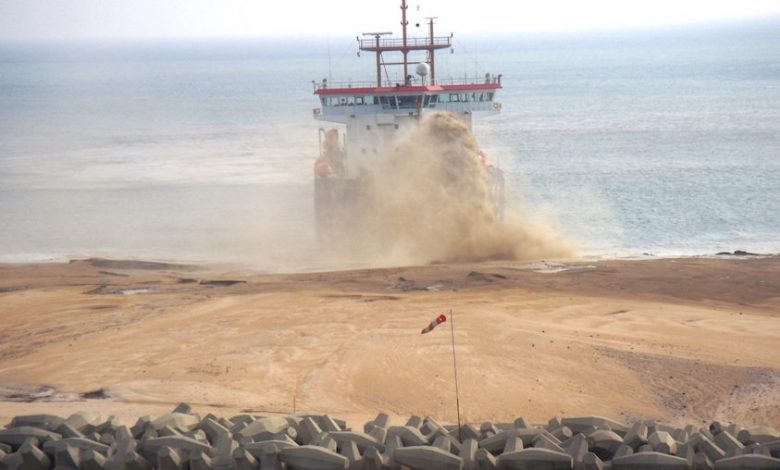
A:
[1, 255, 778, 429]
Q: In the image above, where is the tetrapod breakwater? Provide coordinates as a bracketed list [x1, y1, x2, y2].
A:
[2, 404, 780, 469]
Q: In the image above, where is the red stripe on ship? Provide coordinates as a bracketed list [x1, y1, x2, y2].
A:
[315, 84, 501, 95]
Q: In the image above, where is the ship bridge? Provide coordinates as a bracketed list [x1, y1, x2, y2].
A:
[313, 77, 502, 124]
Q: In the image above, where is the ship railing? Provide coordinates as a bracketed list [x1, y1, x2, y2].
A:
[435, 75, 503, 86]
[358, 36, 452, 50]
[313, 74, 502, 92]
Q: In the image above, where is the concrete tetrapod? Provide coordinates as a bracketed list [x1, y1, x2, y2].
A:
[461, 438, 478, 470]
[299, 418, 324, 446]
[108, 449, 153, 470]
[589, 430, 624, 460]
[713, 454, 780, 469]
[475, 448, 497, 470]
[156, 446, 186, 470]
[497, 448, 574, 470]
[244, 438, 298, 459]
[240, 417, 291, 443]
[141, 435, 212, 456]
[80, 448, 107, 470]
[54, 424, 83, 440]
[714, 431, 744, 454]
[0, 427, 61, 447]
[150, 413, 200, 433]
[622, 423, 648, 451]
[329, 431, 384, 452]
[697, 435, 727, 462]
[54, 444, 81, 469]
[188, 449, 213, 470]
[562, 418, 628, 437]
[534, 434, 567, 454]
[693, 452, 714, 470]
[611, 451, 689, 470]
[10, 416, 64, 432]
[19, 439, 51, 470]
[479, 430, 512, 453]
[392, 445, 463, 470]
[387, 426, 428, 447]
[338, 440, 361, 470]
[361, 446, 387, 470]
[454, 425, 481, 442]
[232, 447, 258, 470]
[368, 426, 387, 446]
[581, 452, 604, 470]
[45, 437, 110, 456]
[279, 445, 349, 470]
[646, 431, 677, 455]
[64, 412, 101, 433]
[258, 443, 284, 470]
[739, 428, 780, 446]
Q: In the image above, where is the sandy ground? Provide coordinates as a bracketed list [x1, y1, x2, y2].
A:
[0, 256, 778, 430]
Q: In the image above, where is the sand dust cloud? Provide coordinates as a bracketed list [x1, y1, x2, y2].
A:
[326, 112, 573, 266]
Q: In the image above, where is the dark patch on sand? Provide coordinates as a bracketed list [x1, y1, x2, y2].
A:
[81, 388, 110, 400]
[360, 295, 400, 302]
[467, 271, 507, 282]
[716, 250, 761, 256]
[88, 304, 118, 310]
[607, 309, 629, 315]
[322, 294, 399, 302]
[0, 285, 31, 293]
[0, 385, 78, 403]
[98, 270, 129, 277]
[73, 258, 195, 271]
[0, 385, 111, 402]
[200, 280, 246, 287]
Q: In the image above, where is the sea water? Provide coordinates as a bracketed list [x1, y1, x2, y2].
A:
[1, 20, 778, 267]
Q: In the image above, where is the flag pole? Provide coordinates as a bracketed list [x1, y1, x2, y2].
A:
[449, 308, 463, 441]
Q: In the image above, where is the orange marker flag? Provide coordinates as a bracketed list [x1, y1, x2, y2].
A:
[421, 313, 447, 334]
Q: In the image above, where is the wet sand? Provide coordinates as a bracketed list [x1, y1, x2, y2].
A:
[0, 256, 778, 428]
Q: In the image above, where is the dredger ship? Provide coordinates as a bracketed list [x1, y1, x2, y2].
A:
[312, 0, 504, 239]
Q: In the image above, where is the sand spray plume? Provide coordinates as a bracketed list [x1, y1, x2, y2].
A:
[341, 112, 573, 265]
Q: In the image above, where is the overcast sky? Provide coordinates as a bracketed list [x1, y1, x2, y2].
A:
[1, 0, 779, 41]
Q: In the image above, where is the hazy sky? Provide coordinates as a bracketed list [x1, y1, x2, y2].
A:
[1, 0, 779, 41]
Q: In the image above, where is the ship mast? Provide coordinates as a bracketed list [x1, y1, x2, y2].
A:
[427, 16, 437, 85]
[359, 0, 451, 87]
[401, 0, 409, 81]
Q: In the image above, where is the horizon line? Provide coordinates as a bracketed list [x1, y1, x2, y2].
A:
[1, 14, 778, 45]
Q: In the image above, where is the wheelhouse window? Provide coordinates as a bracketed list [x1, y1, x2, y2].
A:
[323, 95, 376, 107]
[379, 96, 397, 109]
[397, 95, 421, 109]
